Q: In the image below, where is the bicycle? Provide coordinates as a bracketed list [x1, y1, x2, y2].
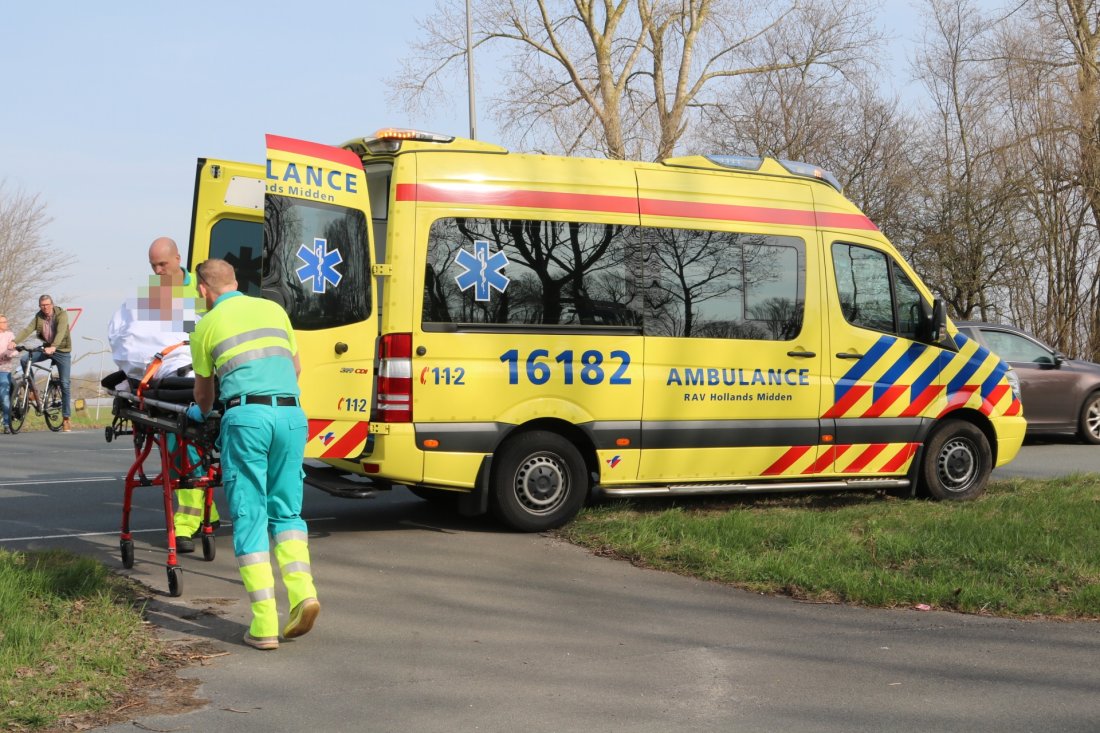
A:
[9, 345, 64, 433]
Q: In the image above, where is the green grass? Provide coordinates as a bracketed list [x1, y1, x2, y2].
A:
[0, 549, 161, 730]
[559, 476, 1100, 619]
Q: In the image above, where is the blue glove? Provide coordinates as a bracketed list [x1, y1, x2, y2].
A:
[185, 404, 206, 423]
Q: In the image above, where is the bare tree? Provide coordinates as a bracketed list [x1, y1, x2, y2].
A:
[1033, 0, 1100, 359]
[906, 0, 1022, 321]
[0, 182, 55, 327]
[694, 66, 920, 243]
[392, 0, 883, 160]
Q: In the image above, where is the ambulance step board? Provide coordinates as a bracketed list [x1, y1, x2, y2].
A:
[597, 478, 909, 498]
[303, 463, 380, 499]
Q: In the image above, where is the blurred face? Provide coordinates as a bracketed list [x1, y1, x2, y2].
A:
[39, 299, 54, 316]
[0, 316, 8, 331]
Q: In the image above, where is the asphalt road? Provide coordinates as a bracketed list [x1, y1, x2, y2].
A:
[1, 430, 1098, 733]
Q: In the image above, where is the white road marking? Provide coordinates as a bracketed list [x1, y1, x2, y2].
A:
[0, 477, 119, 487]
[0, 517, 336, 543]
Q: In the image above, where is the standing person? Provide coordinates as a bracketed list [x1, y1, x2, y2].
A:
[145, 236, 220, 552]
[0, 315, 16, 434]
[16, 295, 72, 432]
[188, 258, 319, 651]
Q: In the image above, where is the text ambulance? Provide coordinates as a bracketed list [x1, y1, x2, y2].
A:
[188, 130, 1026, 531]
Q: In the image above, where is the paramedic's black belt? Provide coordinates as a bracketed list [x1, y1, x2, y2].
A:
[225, 395, 300, 410]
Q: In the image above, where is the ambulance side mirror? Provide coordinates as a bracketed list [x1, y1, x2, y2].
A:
[923, 299, 947, 345]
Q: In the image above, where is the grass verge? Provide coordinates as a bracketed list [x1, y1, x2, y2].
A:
[0, 549, 196, 731]
[559, 475, 1100, 619]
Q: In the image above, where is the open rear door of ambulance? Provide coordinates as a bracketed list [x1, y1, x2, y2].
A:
[189, 159, 265, 295]
[263, 134, 379, 460]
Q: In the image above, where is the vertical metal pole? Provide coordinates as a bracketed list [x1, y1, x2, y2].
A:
[94, 349, 104, 422]
[466, 0, 477, 139]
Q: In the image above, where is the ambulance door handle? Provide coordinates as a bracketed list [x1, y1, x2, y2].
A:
[836, 352, 863, 360]
[335, 342, 349, 355]
[786, 351, 816, 358]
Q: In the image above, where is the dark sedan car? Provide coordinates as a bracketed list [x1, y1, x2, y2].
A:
[956, 321, 1100, 444]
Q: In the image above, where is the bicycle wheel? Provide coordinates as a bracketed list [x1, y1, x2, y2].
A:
[43, 381, 63, 432]
[9, 381, 27, 433]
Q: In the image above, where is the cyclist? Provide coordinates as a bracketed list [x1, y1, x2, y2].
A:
[16, 295, 72, 432]
[0, 314, 15, 434]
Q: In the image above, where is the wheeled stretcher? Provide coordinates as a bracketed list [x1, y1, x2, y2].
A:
[103, 370, 221, 597]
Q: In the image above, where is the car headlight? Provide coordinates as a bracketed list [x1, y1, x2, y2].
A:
[1005, 369, 1022, 401]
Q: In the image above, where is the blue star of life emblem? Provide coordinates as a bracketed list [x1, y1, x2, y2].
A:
[296, 237, 343, 294]
[454, 240, 510, 302]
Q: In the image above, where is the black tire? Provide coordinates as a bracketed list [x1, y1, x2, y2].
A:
[167, 566, 182, 597]
[104, 426, 114, 443]
[120, 539, 134, 569]
[920, 420, 992, 501]
[1078, 391, 1100, 445]
[9, 382, 27, 434]
[490, 430, 588, 532]
[43, 382, 63, 432]
[202, 533, 216, 561]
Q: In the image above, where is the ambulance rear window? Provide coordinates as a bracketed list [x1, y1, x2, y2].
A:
[262, 195, 372, 330]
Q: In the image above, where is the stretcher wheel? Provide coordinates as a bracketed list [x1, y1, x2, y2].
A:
[120, 539, 134, 569]
[104, 426, 114, 443]
[167, 566, 182, 597]
[202, 533, 216, 561]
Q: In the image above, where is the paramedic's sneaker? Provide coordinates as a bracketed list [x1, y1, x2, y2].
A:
[175, 535, 195, 554]
[62, 418, 71, 432]
[243, 632, 278, 651]
[283, 598, 320, 639]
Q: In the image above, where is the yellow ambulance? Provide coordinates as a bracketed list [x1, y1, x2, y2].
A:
[188, 130, 1026, 531]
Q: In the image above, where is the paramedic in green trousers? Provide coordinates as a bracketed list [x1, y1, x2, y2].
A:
[148, 236, 221, 551]
[187, 258, 320, 650]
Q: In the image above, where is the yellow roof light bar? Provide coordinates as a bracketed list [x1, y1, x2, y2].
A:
[777, 159, 843, 192]
[365, 128, 455, 154]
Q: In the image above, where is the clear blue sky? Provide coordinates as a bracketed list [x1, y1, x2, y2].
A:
[0, 1, 973, 370]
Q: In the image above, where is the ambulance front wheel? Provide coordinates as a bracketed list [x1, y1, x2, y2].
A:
[921, 420, 991, 501]
[491, 430, 588, 532]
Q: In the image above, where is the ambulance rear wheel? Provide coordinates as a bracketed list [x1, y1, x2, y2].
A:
[491, 430, 587, 532]
[120, 539, 134, 569]
[167, 566, 182, 597]
[921, 420, 991, 501]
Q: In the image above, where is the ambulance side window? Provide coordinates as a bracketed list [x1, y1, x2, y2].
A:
[644, 230, 804, 340]
[893, 267, 922, 340]
[423, 217, 643, 329]
[832, 242, 924, 339]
